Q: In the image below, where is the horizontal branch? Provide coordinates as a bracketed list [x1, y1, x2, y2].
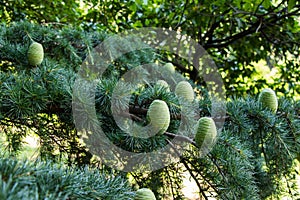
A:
[203, 7, 300, 49]
[165, 132, 197, 147]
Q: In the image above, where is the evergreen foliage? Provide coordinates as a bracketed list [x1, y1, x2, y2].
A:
[0, 21, 299, 199]
[131, 97, 300, 199]
[0, 155, 134, 200]
[0, 21, 107, 164]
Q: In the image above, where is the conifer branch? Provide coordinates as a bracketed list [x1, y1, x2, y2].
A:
[221, 139, 246, 157]
[165, 132, 197, 147]
[167, 139, 209, 200]
[207, 153, 229, 186]
[128, 105, 229, 121]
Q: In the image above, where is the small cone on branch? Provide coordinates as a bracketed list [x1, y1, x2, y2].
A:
[195, 117, 217, 148]
[147, 99, 170, 135]
[164, 62, 175, 73]
[134, 188, 156, 200]
[175, 81, 195, 102]
[258, 88, 278, 113]
[156, 80, 170, 92]
[27, 42, 44, 66]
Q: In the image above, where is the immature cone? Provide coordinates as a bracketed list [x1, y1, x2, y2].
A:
[195, 117, 217, 148]
[258, 88, 278, 113]
[156, 80, 170, 92]
[27, 42, 44, 66]
[175, 81, 195, 102]
[134, 188, 156, 200]
[147, 100, 170, 135]
[164, 62, 175, 73]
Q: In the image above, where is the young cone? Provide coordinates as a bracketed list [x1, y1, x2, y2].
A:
[164, 62, 175, 73]
[175, 81, 195, 102]
[27, 42, 44, 66]
[258, 88, 278, 113]
[195, 117, 217, 148]
[156, 80, 170, 92]
[147, 100, 170, 135]
[134, 188, 156, 200]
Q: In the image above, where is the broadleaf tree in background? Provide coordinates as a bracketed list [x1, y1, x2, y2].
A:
[76, 0, 300, 98]
[0, 0, 300, 199]
[1, 0, 299, 98]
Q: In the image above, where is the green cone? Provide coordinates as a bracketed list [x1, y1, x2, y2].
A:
[195, 117, 217, 148]
[156, 80, 170, 92]
[258, 88, 278, 113]
[175, 81, 194, 102]
[164, 62, 175, 73]
[27, 42, 44, 66]
[147, 100, 170, 135]
[134, 188, 156, 200]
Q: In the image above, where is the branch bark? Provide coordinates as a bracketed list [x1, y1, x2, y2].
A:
[203, 6, 300, 49]
[167, 139, 209, 200]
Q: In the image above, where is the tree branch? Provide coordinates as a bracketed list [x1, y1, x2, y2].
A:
[204, 8, 232, 44]
[174, 0, 189, 29]
[167, 139, 209, 200]
[165, 132, 197, 147]
[204, 6, 300, 49]
[204, 20, 261, 49]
